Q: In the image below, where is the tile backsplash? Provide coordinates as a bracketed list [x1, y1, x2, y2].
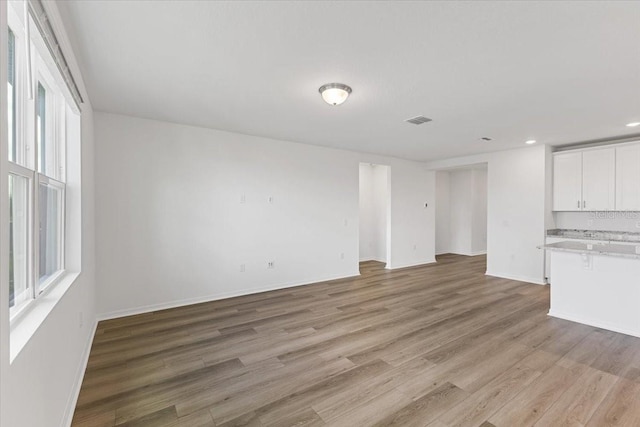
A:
[554, 212, 640, 232]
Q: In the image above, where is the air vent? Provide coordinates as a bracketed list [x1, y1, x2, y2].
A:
[405, 116, 432, 125]
[480, 137, 493, 142]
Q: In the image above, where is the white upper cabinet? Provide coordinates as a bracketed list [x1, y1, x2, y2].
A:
[552, 147, 616, 211]
[582, 148, 616, 211]
[616, 143, 640, 211]
[553, 152, 583, 211]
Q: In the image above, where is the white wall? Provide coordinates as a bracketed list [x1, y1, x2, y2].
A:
[471, 168, 488, 254]
[427, 145, 548, 284]
[448, 170, 473, 255]
[0, 3, 97, 426]
[372, 166, 389, 262]
[3, 101, 96, 427]
[95, 112, 435, 318]
[435, 167, 487, 257]
[435, 171, 451, 255]
[359, 164, 374, 260]
[359, 164, 388, 263]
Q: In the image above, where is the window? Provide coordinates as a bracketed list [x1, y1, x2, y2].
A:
[37, 82, 46, 173]
[8, 29, 16, 163]
[6, 5, 75, 321]
[37, 179, 64, 291]
[9, 173, 30, 313]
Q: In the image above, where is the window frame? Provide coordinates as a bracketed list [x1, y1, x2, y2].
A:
[35, 174, 65, 295]
[7, 6, 29, 170]
[7, 162, 33, 320]
[6, 5, 70, 324]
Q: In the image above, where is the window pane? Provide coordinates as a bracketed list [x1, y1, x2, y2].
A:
[37, 82, 47, 174]
[9, 174, 30, 313]
[8, 29, 16, 163]
[38, 182, 63, 289]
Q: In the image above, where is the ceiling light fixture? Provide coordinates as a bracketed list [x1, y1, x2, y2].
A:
[525, 140, 537, 145]
[319, 83, 352, 106]
[627, 122, 640, 127]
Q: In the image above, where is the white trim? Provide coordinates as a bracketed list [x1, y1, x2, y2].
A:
[548, 309, 640, 338]
[447, 250, 487, 257]
[359, 257, 387, 263]
[1, 3, 10, 426]
[9, 271, 79, 362]
[386, 259, 437, 270]
[485, 270, 546, 285]
[39, 0, 91, 107]
[97, 271, 361, 321]
[61, 318, 97, 427]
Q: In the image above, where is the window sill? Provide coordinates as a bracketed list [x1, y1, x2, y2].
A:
[10, 271, 80, 363]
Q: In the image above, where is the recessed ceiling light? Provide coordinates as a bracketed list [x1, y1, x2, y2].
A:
[627, 122, 640, 127]
[525, 140, 536, 145]
[319, 83, 352, 106]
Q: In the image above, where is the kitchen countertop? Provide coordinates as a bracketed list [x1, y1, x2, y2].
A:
[546, 229, 640, 243]
[541, 241, 640, 260]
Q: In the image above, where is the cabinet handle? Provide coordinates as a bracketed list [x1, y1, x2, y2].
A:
[577, 200, 580, 208]
[583, 200, 586, 209]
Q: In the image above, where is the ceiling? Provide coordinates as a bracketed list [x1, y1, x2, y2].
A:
[57, 1, 640, 161]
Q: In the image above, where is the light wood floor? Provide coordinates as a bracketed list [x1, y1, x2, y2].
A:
[73, 254, 640, 427]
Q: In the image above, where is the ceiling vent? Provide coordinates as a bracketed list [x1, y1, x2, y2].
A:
[405, 116, 432, 125]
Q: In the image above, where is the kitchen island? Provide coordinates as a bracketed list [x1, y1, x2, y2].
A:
[542, 241, 640, 338]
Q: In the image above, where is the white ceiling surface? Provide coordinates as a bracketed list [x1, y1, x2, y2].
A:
[58, 1, 640, 161]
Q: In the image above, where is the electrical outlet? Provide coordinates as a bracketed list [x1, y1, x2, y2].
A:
[340, 252, 345, 260]
[268, 196, 274, 203]
[240, 264, 245, 272]
[240, 194, 246, 204]
[268, 261, 275, 269]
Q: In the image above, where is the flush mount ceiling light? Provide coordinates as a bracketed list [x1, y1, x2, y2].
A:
[319, 83, 352, 106]
[627, 122, 640, 127]
[525, 139, 537, 145]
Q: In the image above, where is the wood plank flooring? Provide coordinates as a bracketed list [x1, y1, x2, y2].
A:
[72, 254, 640, 426]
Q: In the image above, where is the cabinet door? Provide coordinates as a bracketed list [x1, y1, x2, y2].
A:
[616, 143, 640, 211]
[553, 152, 582, 211]
[582, 148, 616, 211]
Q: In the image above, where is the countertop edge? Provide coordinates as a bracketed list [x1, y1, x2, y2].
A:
[539, 244, 640, 260]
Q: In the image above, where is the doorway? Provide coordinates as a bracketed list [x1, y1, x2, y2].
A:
[359, 163, 390, 269]
[435, 164, 488, 262]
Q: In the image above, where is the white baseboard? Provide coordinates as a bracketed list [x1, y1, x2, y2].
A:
[548, 310, 640, 338]
[448, 250, 487, 257]
[387, 259, 437, 270]
[485, 270, 546, 285]
[62, 319, 98, 427]
[359, 257, 387, 263]
[97, 271, 361, 321]
[468, 250, 487, 256]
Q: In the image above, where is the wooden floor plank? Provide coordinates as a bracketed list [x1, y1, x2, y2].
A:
[72, 254, 640, 427]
